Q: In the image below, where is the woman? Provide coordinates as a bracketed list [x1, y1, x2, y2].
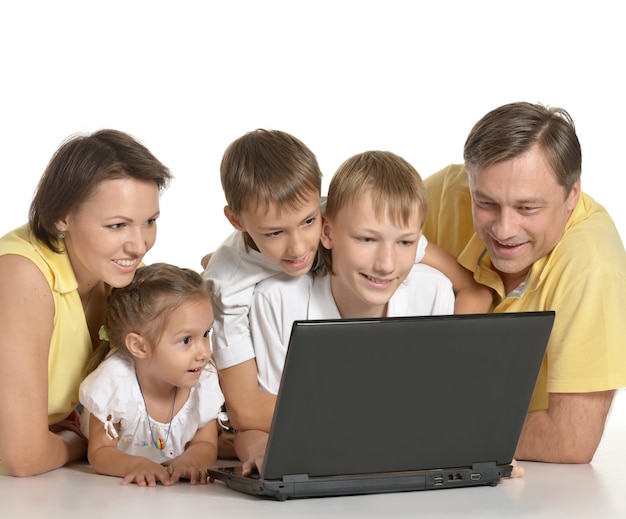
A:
[0, 129, 172, 476]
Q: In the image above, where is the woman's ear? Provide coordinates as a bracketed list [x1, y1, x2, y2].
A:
[55, 214, 70, 234]
[125, 332, 149, 359]
[223, 206, 246, 232]
[320, 214, 333, 250]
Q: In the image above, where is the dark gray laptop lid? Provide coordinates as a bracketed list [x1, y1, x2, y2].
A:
[261, 311, 555, 481]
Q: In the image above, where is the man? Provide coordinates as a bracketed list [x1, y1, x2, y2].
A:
[423, 101, 626, 463]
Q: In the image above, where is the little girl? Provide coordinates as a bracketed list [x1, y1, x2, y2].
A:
[79, 263, 225, 486]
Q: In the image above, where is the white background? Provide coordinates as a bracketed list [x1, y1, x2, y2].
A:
[1, 0, 624, 272]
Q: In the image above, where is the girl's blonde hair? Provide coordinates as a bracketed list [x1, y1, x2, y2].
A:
[86, 263, 211, 374]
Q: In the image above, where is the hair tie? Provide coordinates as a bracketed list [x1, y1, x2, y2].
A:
[98, 325, 110, 342]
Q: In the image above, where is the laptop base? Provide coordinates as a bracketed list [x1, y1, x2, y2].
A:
[208, 463, 512, 501]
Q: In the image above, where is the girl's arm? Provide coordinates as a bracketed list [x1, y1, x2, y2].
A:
[167, 420, 219, 484]
[87, 413, 173, 486]
[0, 255, 86, 476]
[421, 242, 493, 314]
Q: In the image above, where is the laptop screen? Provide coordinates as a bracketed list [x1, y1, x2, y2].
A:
[262, 312, 554, 480]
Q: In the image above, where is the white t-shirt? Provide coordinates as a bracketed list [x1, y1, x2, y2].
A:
[79, 355, 224, 465]
[203, 231, 283, 369]
[250, 263, 454, 394]
[204, 229, 429, 370]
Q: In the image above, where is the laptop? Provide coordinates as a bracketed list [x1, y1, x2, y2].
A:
[208, 311, 555, 500]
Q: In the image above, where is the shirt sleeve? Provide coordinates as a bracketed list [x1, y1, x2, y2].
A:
[544, 262, 626, 393]
[249, 284, 293, 394]
[196, 368, 225, 424]
[78, 356, 134, 426]
[203, 231, 282, 369]
[415, 234, 428, 263]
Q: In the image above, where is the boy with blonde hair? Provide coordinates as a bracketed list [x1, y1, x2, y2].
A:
[204, 131, 491, 435]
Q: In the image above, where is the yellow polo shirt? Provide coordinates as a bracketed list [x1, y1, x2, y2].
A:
[0, 224, 92, 425]
[424, 164, 626, 410]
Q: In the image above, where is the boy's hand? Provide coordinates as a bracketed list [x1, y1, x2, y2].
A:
[234, 430, 268, 476]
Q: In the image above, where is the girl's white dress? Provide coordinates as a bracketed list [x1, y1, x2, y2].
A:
[79, 355, 224, 464]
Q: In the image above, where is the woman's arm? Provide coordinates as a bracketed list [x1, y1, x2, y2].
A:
[0, 255, 86, 476]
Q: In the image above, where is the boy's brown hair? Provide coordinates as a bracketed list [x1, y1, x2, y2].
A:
[220, 129, 322, 250]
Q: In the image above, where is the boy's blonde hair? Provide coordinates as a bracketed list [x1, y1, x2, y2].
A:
[220, 129, 323, 250]
[322, 150, 427, 274]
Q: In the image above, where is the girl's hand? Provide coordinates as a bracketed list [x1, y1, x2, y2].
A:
[121, 459, 174, 487]
[167, 461, 210, 485]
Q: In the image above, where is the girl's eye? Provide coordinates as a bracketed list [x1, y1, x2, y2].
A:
[265, 231, 282, 238]
[181, 336, 191, 345]
[204, 329, 212, 338]
[108, 223, 124, 230]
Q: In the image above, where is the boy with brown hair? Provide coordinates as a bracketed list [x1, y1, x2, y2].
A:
[203, 129, 491, 435]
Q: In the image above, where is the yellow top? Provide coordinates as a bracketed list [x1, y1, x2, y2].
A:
[0, 224, 92, 425]
[424, 164, 626, 410]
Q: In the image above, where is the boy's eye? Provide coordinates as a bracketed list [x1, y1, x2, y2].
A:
[180, 336, 191, 345]
[265, 231, 282, 238]
[303, 217, 316, 226]
[204, 329, 212, 338]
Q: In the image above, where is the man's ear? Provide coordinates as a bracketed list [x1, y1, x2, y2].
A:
[223, 206, 246, 232]
[566, 177, 581, 211]
[320, 214, 333, 250]
[125, 332, 150, 360]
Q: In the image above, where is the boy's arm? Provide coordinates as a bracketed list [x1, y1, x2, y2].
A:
[234, 429, 269, 476]
[422, 242, 493, 314]
[219, 359, 276, 433]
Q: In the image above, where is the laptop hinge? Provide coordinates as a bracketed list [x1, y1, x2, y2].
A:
[282, 473, 310, 483]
